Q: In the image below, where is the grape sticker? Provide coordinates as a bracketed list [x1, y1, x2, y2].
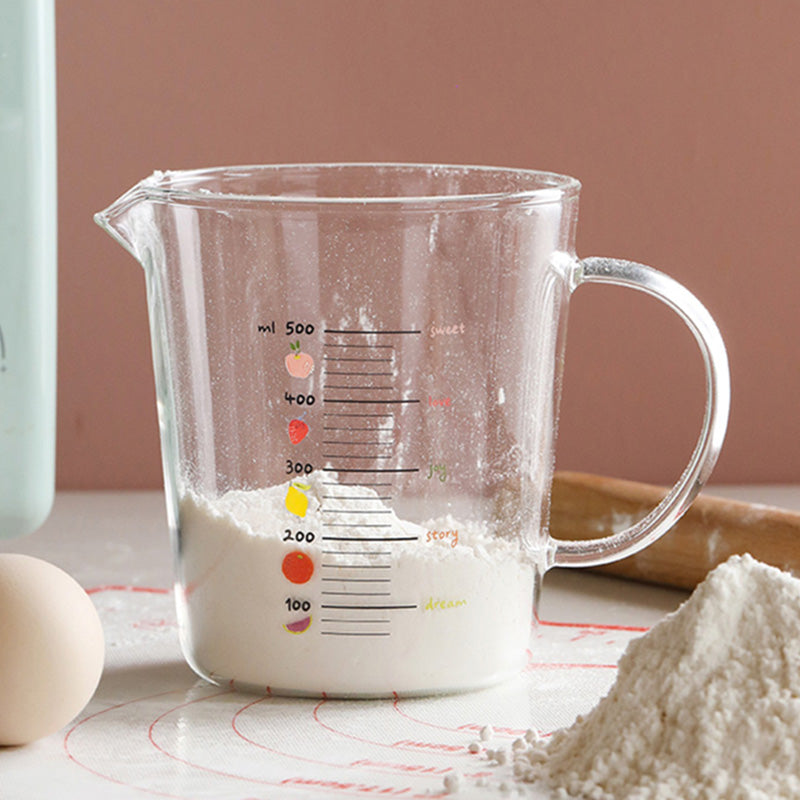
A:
[283, 615, 312, 635]
[285, 341, 314, 378]
[288, 417, 309, 444]
[285, 482, 310, 517]
[283, 597, 312, 634]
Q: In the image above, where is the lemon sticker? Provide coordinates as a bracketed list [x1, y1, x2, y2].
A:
[285, 482, 309, 517]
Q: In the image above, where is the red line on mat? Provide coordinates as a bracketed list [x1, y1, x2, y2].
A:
[63, 688, 190, 799]
[313, 698, 467, 756]
[536, 617, 648, 633]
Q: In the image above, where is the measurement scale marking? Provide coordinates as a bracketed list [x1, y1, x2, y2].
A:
[324, 357, 393, 363]
[321, 442, 394, 448]
[322, 308, 409, 664]
[323, 467, 419, 473]
[323, 343, 394, 349]
[327, 563, 396, 575]
[323, 434, 395, 438]
[325, 372, 394, 377]
[324, 431, 395, 439]
[320, 504, 392, 514]
[320, 328, 415, 642]
[321, 556, 391, 561]
[322, 455, 394, 462]
[321, 509, 393, 514]
[323, 386, 396, 391]
[324, 398, 419, 404]
[321, 603, 418, 610]
[323, 447, 394, 454]
[324, 427, 394, 432]
[323, 481, 394, 487]
[323, 417, 395, 424]
[322, 495, 392, 500]
[324, 329, 421, 335]
[323, 454, 395, 460]
[322, 538, 418, 544]
[321, 316, 421, 672]
[322, 522, 392, 527]
[322, 411, 394, 419]
[324, 490, 392, 495]
[322, 525, 393, 531]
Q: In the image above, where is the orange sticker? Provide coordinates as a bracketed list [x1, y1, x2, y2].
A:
[282, 551, 314, 584]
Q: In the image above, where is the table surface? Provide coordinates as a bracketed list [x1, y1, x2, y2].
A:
[1, 486, 798, 799]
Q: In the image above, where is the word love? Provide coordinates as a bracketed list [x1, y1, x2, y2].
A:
[428, 395, 452, 408]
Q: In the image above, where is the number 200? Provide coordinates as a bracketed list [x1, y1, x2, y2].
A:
[284, 529, 315, 543]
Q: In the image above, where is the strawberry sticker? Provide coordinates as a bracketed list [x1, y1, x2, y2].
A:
[288, 417, 309, 445]
[285, 341, 314, 378]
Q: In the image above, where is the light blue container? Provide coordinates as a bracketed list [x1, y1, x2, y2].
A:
[0, 0, 57, 538]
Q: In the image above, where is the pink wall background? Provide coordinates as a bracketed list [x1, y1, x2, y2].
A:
[56, 0, 799, 489]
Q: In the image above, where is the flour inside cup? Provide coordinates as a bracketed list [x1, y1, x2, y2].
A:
[176, 472, 535, 697]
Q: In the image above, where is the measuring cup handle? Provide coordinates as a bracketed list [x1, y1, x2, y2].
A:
[549, 256, 730, 568]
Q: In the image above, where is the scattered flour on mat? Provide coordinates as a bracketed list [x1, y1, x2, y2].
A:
[448, 555, 800, 798]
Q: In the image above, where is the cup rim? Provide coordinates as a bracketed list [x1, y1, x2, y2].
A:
[136, 162, 581, 207]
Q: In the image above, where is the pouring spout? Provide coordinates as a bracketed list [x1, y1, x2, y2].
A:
[94, 171, 165, 260]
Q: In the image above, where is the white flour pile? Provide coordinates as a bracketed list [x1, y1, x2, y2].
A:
[176, 473, 534, 697]
[455, 554, 800, 798]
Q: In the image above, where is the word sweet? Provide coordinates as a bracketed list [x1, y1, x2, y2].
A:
[429, 322, 465, 338]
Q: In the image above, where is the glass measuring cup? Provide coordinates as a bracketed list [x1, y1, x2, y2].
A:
[95, 164, 729, 697]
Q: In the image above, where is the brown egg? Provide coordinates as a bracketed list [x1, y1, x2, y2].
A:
[0, 554, 105, 745]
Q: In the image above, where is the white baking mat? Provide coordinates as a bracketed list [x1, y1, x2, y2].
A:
[0, 492, 690, 799]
